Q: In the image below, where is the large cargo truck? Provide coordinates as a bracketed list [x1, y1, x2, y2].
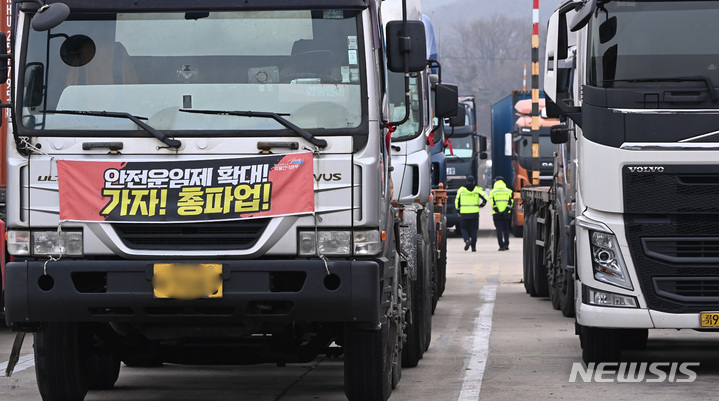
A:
[523, 0, 719, 363]
[385, 0, 457, 367]
[0, 0, 10, 315]
[424, 13, 452, 300]
[491, 92, 555, 237]
[506, 99, 559, 237]
[490, 91, 531, 186]
[1, 1, 446, 399]
[444, 95, 489, 233]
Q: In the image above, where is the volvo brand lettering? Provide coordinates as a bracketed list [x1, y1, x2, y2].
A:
[314, 173, 342, 182]
[628, 166, 664, 173]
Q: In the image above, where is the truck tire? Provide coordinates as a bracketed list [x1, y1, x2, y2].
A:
[344, 320, 392, 401]
[422, 243, 433, 352]
[511, 219, 523, 238]
[401, 288, 423, 367]
[544, 212, 575, 316]
[558, 267, 575, 318]
[580, 325, 621, 364]
[548, 219, 562, 310]
[522, 218, 531, 294]
[622, 329, 649, 350]
[122, 355, 164, 368]
[532, 218, 550, 298]
[402, 240, 428, 367]
[549, 283, 561, 310]
[511, 206, 523, 238]
[88, 334, 121, 390]
[532, 254, 550, 297]
[438, 215, 448, 297]
[423, 210, 439, 316]
[523, 213, 537, 296]
[345, 241, 401, 401]
[34, 323, 90, 401]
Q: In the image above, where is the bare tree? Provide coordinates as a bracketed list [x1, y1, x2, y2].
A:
[439, 14, 546, 134]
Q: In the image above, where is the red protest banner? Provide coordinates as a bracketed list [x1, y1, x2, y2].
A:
[57, 153, 314, 222]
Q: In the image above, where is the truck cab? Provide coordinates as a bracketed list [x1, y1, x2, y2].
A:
[444, 96, 487, 232]
[544, 0, 719, 363]
[3, 1, 430, 399]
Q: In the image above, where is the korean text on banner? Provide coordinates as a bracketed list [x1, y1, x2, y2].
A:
[57, 153, 314, 222]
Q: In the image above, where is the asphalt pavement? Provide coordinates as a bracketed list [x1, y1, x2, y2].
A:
[1, 206, 718, 400]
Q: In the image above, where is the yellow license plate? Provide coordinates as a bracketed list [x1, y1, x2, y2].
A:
[153, 263, 223, 299]
[700, 312, 719, 327]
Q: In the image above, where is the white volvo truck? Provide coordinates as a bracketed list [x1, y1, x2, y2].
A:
[526, 0, 719, 363]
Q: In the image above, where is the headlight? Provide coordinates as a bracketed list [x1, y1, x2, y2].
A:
[353, 230, 382, 255]
[299, 230, 382, 256]
[590, 231, 632, 290]
[586, 287, 638, 308]
[7, 231, 30, 255]
[299, 231, 351, 256]
[8, 230, 83, 257]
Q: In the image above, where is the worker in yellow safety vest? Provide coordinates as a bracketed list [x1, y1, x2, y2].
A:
[490, 176, 514, 251]
[455, 176, 488, 252]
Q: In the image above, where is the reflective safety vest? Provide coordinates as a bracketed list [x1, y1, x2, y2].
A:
[490, 181, 514, 214]
[455, 186, 487, 214]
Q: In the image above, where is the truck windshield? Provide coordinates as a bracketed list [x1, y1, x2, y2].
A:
[445, 135, 473, 158]
[517, 135, 554, 159]
[589, 1, 719, 88]
[20, 10, 364, 133]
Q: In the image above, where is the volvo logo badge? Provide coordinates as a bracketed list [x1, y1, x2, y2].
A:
[627, 166, 665, 173]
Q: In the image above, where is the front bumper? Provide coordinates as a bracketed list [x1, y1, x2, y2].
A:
[5, 258, 381, 326]
[576, 296, 710, 329]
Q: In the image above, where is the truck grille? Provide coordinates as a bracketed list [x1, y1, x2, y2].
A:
[623, 165, 719, 312]
[654, 277, 719, 303]
[112, 219, 269, 251]
[623, 165, 719, 214]
[642, 237, 719, 263]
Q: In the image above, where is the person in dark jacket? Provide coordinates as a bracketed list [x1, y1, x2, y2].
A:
[490, 176, 514, 251]
[455, 176, 487, 252]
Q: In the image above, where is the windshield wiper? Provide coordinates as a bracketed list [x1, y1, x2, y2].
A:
[179, 109, 327, 148]
[43, 110, 181, 148]
[604, 75, 719, 103]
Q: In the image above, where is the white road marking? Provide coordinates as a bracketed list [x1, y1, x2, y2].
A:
[0, 354, 35, 377]
[458, 284, 497, 401]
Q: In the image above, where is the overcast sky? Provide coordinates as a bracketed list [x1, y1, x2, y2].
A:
[421, 0, 564, 28]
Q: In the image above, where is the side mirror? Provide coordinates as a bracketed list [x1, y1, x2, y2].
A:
[478, 135, 487, 152]
[386, 20, 427, 73]
[31, 2, 71, 31]
[60, 35, 96, 66]
[434, 83, 458, 119]
[504, 132, 513, 157]
[550, 124, 570, 144]
[599, 16, 617, 44]
[570, 0, 597, 32]
[544, 97, 564, 119]
[545, 8, 582, 125]
[24, 63, 45, 107]
[479, 152, 488, 160]
[448, 104, 465, 127]
[544, 9, 568, 103]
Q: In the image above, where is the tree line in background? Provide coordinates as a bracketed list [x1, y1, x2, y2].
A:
[439, 14, 547, 137]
